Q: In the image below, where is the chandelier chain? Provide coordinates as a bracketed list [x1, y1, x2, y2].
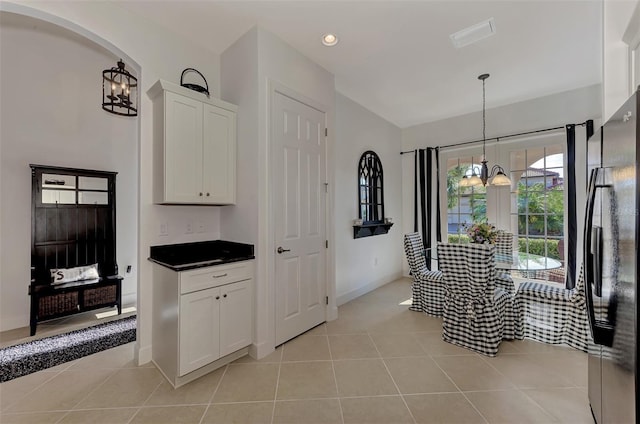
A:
[482, 76, 486, 159]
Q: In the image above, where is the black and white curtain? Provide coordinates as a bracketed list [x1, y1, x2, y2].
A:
[413, 147, 442, 270]
[564, 119, 594, 290]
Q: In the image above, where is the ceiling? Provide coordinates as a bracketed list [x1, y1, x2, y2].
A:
[118, 1, 603, 128]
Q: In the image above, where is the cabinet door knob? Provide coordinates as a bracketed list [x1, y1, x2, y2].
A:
[199, 192, 203, 196]
[212, 273, 228, 278]
[206, 192, 210, 196]
[223, 294, 227, 298]
[215, 296, 220, 300]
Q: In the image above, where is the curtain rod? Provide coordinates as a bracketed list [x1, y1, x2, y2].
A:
[399, 122, 586, 155]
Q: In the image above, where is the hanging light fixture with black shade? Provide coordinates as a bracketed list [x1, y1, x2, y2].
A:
[460, 73, 511, 187]
[102, 59, 137, 117]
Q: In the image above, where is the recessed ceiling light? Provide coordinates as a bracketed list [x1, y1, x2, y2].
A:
[450, 18, 496, 48]
[322, 33, 339, 47]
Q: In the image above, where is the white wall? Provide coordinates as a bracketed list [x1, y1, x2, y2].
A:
[334, 93, 403, 305]
[1, 2, 223, 363]
[220, 28, 260, 247]
[604, 0, 639, 119]
[221, 27, 337, 358]
[401, 84, 602, 274]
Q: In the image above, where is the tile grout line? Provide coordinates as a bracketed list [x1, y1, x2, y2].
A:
[199, 363, 230, 424]
[270, 346, 283, 424]
[125, 407, 142, 424]
[366, 332, 417, 424]
[476, 348, 567, 421]
[123, 371, 166, 424]
[327, 333, 345, 424]
[1, 370, 61, 413]
[63, 366, 121, 415]
[429, 352, 491, 424]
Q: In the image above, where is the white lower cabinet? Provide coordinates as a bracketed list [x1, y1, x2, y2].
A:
[152, 260, 253, 387]
[178, 287, 221, 376]
[219, 280, 252, 356]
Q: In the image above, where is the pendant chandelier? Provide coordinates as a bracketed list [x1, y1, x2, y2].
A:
[459, 74, 511, 187]
[102, 59, 138, 117]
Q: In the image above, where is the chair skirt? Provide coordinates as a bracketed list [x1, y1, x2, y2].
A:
[409, 271, 445, 316]
[516, 281, 589, 352]
[442, 292, 505, 357]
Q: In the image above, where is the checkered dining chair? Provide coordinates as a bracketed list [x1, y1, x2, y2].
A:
[515, 264, 589, 352]
[437, 242, 521, 356]
[403, 233, 444, 316]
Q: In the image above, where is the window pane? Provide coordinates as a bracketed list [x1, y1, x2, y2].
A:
[78, 176, 108, 190]
[42, 189, 76, 204]
[42, 174, 75, 189]
[446, 156, 486, 243]
[525, 147, 546, 167]
[79, 192, 108, 205]
[548, 213, 564, 236]
[511, 147, 566, 283]
[360, 187, 368, 202]
[510, 150, 527, 171]
[360, 205, 368, 221]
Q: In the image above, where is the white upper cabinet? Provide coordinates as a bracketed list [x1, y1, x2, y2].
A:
[149, 80, 237, 205]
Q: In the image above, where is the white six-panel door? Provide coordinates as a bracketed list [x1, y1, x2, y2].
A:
[272, 90, 327, 346]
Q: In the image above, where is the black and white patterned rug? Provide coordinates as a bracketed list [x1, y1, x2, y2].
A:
[0, 315, 136, 383]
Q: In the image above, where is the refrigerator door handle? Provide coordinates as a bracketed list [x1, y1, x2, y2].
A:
[584, 168, 599, 341]
[591, 226, 602, 297]
[583, 167, 615, 347]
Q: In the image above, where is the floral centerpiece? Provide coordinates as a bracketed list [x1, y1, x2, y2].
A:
[464, 221, 499, 244]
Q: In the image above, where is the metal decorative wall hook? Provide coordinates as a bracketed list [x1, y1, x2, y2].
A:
[180, 68, 210, 97]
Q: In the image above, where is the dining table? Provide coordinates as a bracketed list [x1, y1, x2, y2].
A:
[425, 247, 563, 272]
[494, 251, 562, 272]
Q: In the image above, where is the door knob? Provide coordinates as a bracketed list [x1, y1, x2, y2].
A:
[277, 246, 291, 254]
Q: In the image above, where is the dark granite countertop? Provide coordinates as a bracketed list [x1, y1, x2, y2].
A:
[149, 240, 254, 271]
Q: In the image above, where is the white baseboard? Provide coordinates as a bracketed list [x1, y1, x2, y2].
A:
[327, 305, 338, 321]
[0, 314, 30, 333]
[336, 273, 403, 306]
[135, 342, 152, 365]
[249, 341, 274, 360]
[122, 293, 137, 308]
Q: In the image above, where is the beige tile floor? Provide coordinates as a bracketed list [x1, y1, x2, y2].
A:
[0, 278, 593, 424]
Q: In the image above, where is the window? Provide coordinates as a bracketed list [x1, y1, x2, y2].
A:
[510, 145, 565, 283]
[446, 155, 487, 242]
[358, 151, 384, 223]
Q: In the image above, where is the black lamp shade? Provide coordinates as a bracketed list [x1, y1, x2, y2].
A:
[102, 60, 137, 117]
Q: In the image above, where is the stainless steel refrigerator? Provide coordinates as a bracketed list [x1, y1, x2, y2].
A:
[584, 88, 638, 424]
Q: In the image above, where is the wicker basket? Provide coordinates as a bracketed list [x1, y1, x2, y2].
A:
[83, 285, 117, 308]
[38, 292, 79, 318]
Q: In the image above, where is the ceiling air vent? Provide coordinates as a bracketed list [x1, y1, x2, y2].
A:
[450, 18, 496, 48]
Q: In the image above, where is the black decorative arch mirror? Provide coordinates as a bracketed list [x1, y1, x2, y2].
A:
[358, 150, 384, 223]
[354, 151, 392, 238]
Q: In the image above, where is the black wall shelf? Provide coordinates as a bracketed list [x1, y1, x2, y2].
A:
[353, 222, 393, 239]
